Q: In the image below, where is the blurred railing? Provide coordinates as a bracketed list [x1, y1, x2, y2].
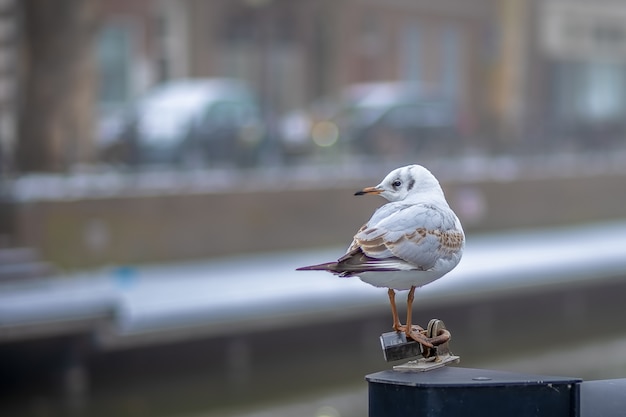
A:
[5, 150, 626, 203]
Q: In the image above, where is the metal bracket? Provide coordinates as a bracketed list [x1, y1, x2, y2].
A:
[379, 319, 460, 372]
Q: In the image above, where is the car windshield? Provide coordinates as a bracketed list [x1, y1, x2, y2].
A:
[134, 80, 253, 146]
[136, 87, 212, 145]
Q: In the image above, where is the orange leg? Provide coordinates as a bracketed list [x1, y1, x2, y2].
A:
[388, 288, 405, 332]
[405, 286, 434, 348]
[405, 286, 414, 332]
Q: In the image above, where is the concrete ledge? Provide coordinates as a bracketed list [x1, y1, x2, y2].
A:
[3, 171, 626, 269]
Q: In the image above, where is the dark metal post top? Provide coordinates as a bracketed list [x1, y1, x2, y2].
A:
[366, 366, 581, 417]
[366, 366, 582, 387]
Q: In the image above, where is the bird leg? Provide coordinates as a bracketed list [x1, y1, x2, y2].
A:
[405, 286, 434, 348]
[388, 288, 405, 332]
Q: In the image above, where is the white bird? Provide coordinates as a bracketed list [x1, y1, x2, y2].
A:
[297, 164, 465, 346]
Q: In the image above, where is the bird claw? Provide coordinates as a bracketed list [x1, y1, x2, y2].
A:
[394, 323, 435, 348]
[393, 324, 406, 333]
[406, 328, 435, 349]
[393, 323, 425, 334]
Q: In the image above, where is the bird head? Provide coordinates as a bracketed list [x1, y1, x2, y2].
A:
[355, 164, 444, 203]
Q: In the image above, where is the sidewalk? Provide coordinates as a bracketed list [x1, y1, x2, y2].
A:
[1, 221, 626, 349]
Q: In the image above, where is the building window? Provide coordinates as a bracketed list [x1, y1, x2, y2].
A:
[442, 26, 461, 100]
[97, 22, 133, 110]
[154, 1, 188, 82]
[586, 62, 625, 121]
[554, 60, 626, 123]
[402, 22, 421, 83]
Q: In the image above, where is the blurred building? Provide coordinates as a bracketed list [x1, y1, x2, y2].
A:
[3, 0, 625, 171]
[529, 0, 626, 150]
[0, 0, 17, 177]
[98, 0, 495, 144]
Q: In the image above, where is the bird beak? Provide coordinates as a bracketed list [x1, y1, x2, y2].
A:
[355, 186, 382, 196]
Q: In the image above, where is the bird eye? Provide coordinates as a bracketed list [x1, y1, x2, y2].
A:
[392, 180, 402, 188]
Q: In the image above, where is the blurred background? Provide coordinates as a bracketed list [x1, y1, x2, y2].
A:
[1, 0, 626, 416]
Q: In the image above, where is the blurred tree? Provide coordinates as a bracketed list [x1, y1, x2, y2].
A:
[16, 0, 100, 172]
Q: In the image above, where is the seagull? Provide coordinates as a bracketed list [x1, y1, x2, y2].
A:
[297, 164, 465, 347]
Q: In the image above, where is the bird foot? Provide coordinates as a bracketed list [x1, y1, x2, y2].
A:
[394, 323, 434, 348]
[393, 324, 406, 333]
[406, 328, 435, 349]
[393, 323, 425, 333]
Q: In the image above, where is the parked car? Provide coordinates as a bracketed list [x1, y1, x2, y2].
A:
[278, 82, 462, 158]
[99, 78, 265, 168]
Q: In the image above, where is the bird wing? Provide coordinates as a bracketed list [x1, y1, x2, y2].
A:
[347, 203, 464, 271]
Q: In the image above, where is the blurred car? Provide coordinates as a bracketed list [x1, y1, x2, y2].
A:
[99, 78, 265, 168]
[278, 82, 462, 158]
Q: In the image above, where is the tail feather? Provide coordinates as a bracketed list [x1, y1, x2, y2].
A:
[297, 248, 408, 277]
[296, 260, 382, 277]
[296, 262, 340, 272]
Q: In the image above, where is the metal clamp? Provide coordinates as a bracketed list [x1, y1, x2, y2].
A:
[380, 319, 460, 372]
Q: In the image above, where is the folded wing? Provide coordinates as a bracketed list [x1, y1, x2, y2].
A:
[348, 203, 464, 271]
[297, 203, 464, 277]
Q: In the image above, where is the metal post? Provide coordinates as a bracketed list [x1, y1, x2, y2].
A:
[366, 366, 581, 417]
[580, 379, 626, 417]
